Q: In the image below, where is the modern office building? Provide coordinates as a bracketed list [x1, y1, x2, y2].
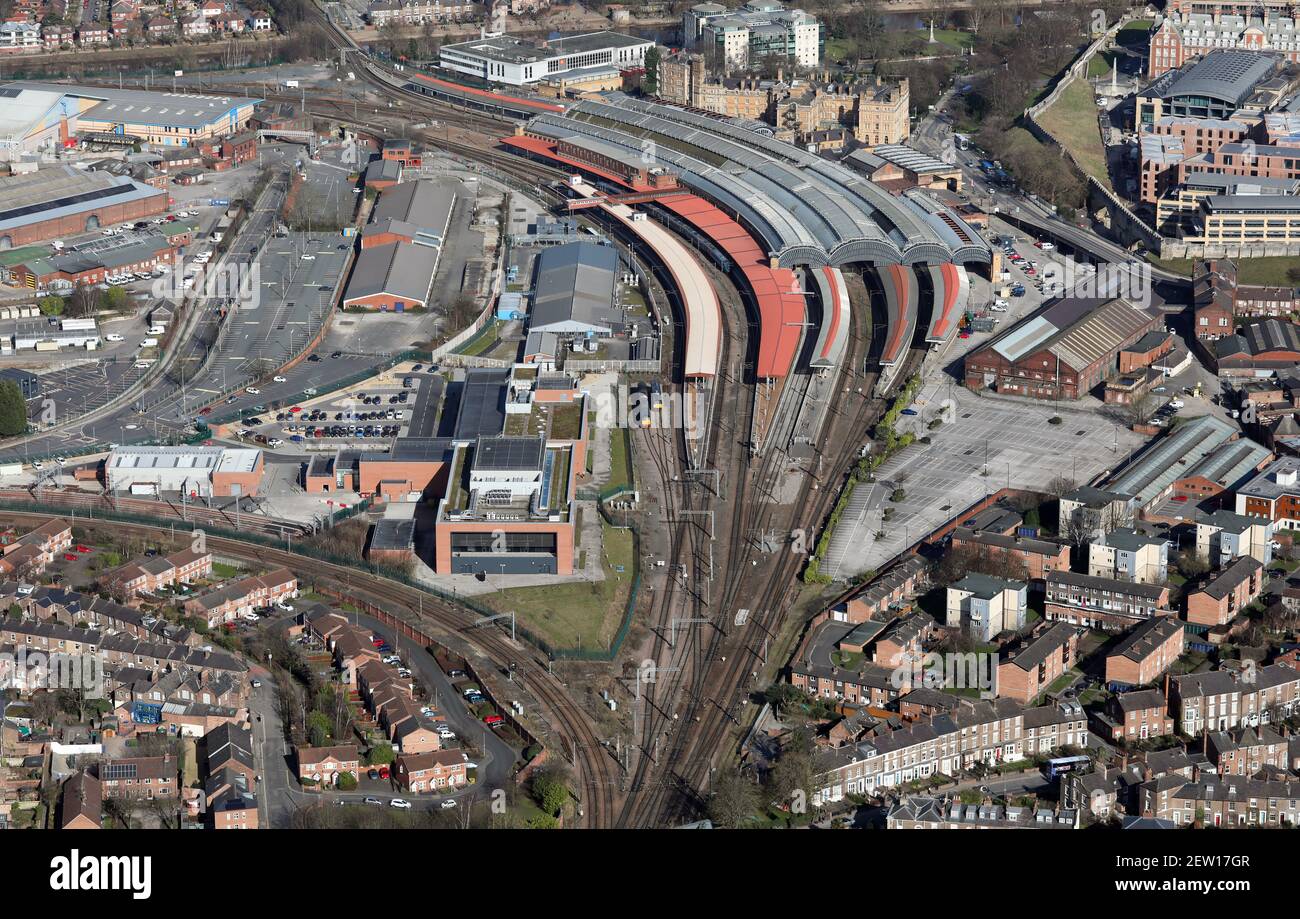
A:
[683, 1, 822, 69]
[438, 31, 653, 86]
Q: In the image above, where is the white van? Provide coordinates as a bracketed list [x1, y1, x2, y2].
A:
[148, 325, 166, 335]
[104, 333, 125, 343]
[139, 337, 158, 348]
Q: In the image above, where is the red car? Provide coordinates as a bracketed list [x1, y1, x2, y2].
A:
[76, 545, 92, 553]
[199, 407, 213, 416]
[371, 638, 384, 647]
[377, 766, 391, 779]
[483, 714, 504, 726]
[63, 554, 78, 562]
[289, 406, 302, 414]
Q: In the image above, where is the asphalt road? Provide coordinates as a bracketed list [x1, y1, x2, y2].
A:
[252, 610, 516, 827]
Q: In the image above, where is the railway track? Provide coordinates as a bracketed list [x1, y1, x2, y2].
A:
[0, 505, 618, 828]
[201, 15, 926, 826]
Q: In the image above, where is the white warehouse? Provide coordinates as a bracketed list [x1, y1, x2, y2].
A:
[439, 31, 653, 86]
[105, 446, 265, 498]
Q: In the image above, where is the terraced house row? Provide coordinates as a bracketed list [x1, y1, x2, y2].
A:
[812, 698, 1087, 801]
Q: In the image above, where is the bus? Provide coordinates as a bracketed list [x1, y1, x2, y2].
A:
[955, 133, 971, 151]
[1044, 755, 1091, 779]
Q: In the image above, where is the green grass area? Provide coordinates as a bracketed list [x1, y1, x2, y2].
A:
[484, 520, 635, 651]
[607, 427, 632, 493]
[0, 245, 51, 268]
[923, 29, 973, 52]
[830, 650, 864, 669]
[549, 403, 583, 440]
[1116, 20, 1153, 50]
[456, 321, 500, 357]
[825, 37, 853, 62]
[1087, 51, 1118, 79]
[1036, 77, 1112, 190]
[1149, 255, 1298, 287]
[1045, 669, 1082, 696]
[212, 561, 240, 579]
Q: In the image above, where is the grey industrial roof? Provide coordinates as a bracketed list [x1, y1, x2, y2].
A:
[370, 518, 415, 550]
[453, 369, 508, 441]
[1238, 456, 1300, 500]
[0, 165, 164, 233]
[530, 241, 620, 334]
[2, 81, 260, 130]
[364, 158, 402, 183]
[986, 295, 1157, 370]
[441, 30, 646, 65]
[1106, 414, 1240, 507]
[343, 242, 436, 306]
[371, 178, 458, 241]
[474, 435, 544, 472]
[1204, 192, 1300, 214]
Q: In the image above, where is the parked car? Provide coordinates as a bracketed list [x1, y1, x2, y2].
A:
[390, 798, 412, 809]
[363, 796, 382, 805]
[440, 799, 458, 809]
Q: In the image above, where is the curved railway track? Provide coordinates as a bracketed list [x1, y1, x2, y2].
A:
[227, 15, 930, 825]
[0, 507, 617, 828]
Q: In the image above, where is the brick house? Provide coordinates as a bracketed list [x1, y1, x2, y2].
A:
[95, 755, 178, 800]
[183, 568, 297, 627]
[1170, 665, 1300, 734]
[205, 767, 258, 829]
[394, 750, 468, 792]
[104, 547, 213, 599]
[948, 527, 1070, 582]
[836, 556, 928, 623]
[1044, 569, 1172, 632]
[1105, 616, 1185, 687]
[1152, 777, 1300, 827]
[295, 744, 360, 786]
[1205, 725, 1289, 776]
[58, 772, 102, 829]
[204, 722, 255, 782]
[997, 622, 1081, 704]
[1185, 556, 1264, 627]
[1104, 688, 1175, 742]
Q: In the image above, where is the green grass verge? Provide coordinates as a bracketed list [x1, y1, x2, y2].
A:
[1150, 255, 1298, 286]
[212, 561, 240, 579]
[607, 427, 632, 493]
[1036, 78, 1111, 190]
[484, 520, 634, 651]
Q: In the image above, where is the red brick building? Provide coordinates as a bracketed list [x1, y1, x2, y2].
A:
[1105, 616, 1185, 687]
[997, 622, 1080, 704]
[1185, 556, 1263, 627]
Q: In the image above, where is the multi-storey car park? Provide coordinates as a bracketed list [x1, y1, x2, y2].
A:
[503, 93, 989, 381]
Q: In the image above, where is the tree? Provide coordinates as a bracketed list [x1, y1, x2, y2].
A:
[337, 771, 358, 790]
[37, 295, 64, 316]
[0, 380, 29, 437]
[306, 710, 331, 747]
[1176, 550, 1210, 581]
[101, 286, 128, 312]
[767, 731, 814, 808]
[531, 766, 571, 817]
[642, 45, 661, 96]
[366, 743, 395, 766]
[708, 770, 760, 828]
